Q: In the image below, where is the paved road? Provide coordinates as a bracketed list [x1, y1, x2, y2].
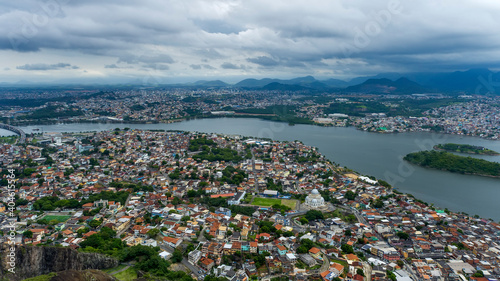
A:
[309, 254, 330, 275]
[404, 264, 419, 281]
[115, 194, 133, 238]
[198, 226, 207, 242]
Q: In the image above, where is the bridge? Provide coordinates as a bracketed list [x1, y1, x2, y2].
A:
[0, 123, 26, 144]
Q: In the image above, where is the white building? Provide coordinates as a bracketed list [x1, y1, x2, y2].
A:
[304, 189, 325, 208]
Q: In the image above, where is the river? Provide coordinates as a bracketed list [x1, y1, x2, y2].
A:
[3, 118, 500, 220]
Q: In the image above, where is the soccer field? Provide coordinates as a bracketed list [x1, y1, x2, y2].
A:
[252, 197, 281, 206]
[42, 215, 71, 223]
[252, 198, 297, 209]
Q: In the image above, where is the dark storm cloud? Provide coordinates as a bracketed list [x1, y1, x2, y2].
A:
[16, 63, 76, 71]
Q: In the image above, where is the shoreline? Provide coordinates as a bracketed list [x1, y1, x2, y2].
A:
[7, 115, 500, 141]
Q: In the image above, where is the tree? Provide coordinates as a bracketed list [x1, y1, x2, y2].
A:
[172, 249, 183, 263]
[88, 219, 102, 228]
[184, 243, 195, 256]
[396, 232, 409, 240]
[147, 228, 160, 238]
[345, 190, 357, 200]
[172, 196, 182, 206]
[296, 245, 309, 254]
[305, 210, 324, 221]
[341, 244, 354, 254]
[23, 230, 33, 238]
[472, 270, 484, 277]
[373, 199, 384, 208]
[386, 270, 397, 281]
[299, 217, 309, 225]
[356, 268, 365, 277]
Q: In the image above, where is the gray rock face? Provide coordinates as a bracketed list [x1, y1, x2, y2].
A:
[0, 245, 119, 281]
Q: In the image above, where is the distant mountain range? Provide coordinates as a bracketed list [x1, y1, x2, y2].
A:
[2, 68, 499, 95]
[342, 77, 429, 94]
[231, 68, 500, 95]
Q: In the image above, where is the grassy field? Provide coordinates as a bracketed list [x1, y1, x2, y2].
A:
[42, 215, 72, 223]
[281, 199, 297, 209]
[252, 197, 297, 209]
[252, 197, 282, 206]
[113, 267, 137, 281]
[0, 136, 18, 144]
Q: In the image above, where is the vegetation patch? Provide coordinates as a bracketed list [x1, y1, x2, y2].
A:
[404, 150, 500, 177]
[113, 267, 137, 281]
[0, 135, 18, 144]
[22, 273, 57, 281]
[434, 143, 499, 155]
[280, 199, 297, 209]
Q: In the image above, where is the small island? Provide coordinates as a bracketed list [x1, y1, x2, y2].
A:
[434, 143, 499, 155]
[404, 150, 500, 178]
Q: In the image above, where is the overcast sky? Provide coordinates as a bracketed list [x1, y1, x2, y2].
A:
[1, 0, 500, 83]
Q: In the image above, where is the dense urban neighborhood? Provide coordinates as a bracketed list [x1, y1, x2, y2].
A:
[1, 88, 499, 140]
[1, 129, 500, 281]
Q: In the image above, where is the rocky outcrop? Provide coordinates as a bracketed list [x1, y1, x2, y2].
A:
[0, 245, 119, 281]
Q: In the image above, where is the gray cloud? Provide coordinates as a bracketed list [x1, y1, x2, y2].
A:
[142, 63, 169, 70]
[16, 63, 75, 71]
[247, 56, 279, 67]
[118, 54, 175, 65]
[191, 64, 216, 70]
[1, 0, 500, 81]
[202, 64, 216, 69]
[220, 62, 240, 69]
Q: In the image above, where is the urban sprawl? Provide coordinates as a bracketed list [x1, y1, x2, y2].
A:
[1, 129, 500, 281]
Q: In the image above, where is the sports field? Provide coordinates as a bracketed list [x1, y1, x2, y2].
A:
[252, 198, 297, 209]
[42, 215, 71, 223]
